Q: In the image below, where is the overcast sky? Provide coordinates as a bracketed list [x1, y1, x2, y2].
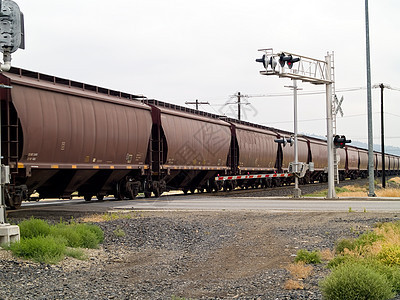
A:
[10, 0, 400, 149]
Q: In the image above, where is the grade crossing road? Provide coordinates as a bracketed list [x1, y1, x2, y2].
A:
[113, 195, 400, 213]
[16, 194, 400, 213]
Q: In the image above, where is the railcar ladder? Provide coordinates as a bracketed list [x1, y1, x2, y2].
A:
[3, 99, 20, 176]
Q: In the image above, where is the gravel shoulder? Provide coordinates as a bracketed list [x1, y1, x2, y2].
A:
[2, 210, 400, 299]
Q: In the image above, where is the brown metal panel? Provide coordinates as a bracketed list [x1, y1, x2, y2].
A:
[385, 156, 390, 171]
[376, 154, 382, 170]
[359, 149, 368, 170]
[347, 147, 359, 170]
[281, 138, 309, 169]
[309, 139, 327, 170]
[11, 85, 152, 167]
[235, 124, 276, 169]
[337, 148, 346, 170]
[160, 108, 231, 167]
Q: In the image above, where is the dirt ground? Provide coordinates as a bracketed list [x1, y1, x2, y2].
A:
[3, 209, 400, 299]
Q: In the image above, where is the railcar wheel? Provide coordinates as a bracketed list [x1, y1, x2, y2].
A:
[96, 194, 104, 201]
[84, 195, 93, 202]
[153, 188, 161, 198]
[144, 191, 152, 198]
[6, 195, 22, 210]
[183, 189, 188, 195]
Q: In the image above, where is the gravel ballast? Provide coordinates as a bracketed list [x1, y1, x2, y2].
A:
[1, 210, 400, 299]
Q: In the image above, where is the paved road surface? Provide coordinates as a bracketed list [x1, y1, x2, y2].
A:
[17, 194, 400, 213]
[113, 196, 400, 212]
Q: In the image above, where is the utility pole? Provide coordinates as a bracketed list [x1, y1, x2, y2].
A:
[185, 99, 209, 110]
[365, 0, 376, 197]
[231, 92, 244, 120]
[380, 83, 386, 188]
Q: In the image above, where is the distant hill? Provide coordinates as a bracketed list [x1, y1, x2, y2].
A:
[304, 133, 400, 156]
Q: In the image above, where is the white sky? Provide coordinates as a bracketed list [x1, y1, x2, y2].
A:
[9, 0, 400, 148]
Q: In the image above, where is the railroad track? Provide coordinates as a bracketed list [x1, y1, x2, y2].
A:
[13, 177, 375, 210]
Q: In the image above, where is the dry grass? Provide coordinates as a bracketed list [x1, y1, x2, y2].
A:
[335, 181, 400, 198]
[389, 177, 400, 184]
[337, 191, 368, 197]
[286, 262, 313, 279]
[319, 248, 335, 261]
[376, 188, 400, 197]
[284, 279, 304, 290]
[81, 211, 140, 223]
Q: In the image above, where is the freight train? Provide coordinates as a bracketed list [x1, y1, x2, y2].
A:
[0, 67, 399, 209]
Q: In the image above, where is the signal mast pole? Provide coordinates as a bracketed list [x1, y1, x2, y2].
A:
[256, 49, 339, 199]
[0, 0, 24, 244]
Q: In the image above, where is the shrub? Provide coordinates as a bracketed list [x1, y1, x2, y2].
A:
[327, 255, 358, 269]
[320, 262, 395, 300]
[84, 224, 104, 244]
[50, 223, 82, 248]
[9, 236, 66, 264]
[294, 249, 322, 264]
[356, 231, 382, 247]
[8, 218, 104, 264]
[18, 217, 51, 239]
[49, 223, 103, 249]
[363, 258, 400, 293]
[378, 244, 400, 266]
[74, 224, 101, 249]
[335, 232, 382, 255]
[335, 239, 355, 254]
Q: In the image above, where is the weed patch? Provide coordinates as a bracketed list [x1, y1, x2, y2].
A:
[287, 262, 313, 279]
[323, 220, 400, 298]
[320, 262, 395, 300]
[294, 249, 321, 264]
[6, 218, 103, 264]
[284, 279, 304, 290]
[8, 236, 66, 264]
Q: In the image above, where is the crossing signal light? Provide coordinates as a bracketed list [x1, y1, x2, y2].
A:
[256, 54, 268, 69]
[279, 53, 300, 69]
[0, 0, 25, 53]
[256, 55, 277, 71]
[334, 135, 351, 148]
[274, 137, 293, 147]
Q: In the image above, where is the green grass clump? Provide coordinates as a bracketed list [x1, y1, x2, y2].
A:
[327, 254, 358, 269]
[320, 262, 395, 300]
[18, 217, 51, 239]
[6, 218, 104, 264]
[113, 228, 126, 237]
[50, 223, 104, 249]
[65, 247, 87, 261]
[335, 231, 382, 255]
[9, 236, 66, 264]
[294, 249, 322, 264]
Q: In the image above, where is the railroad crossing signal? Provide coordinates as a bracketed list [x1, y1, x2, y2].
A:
[334, 95, 344, 117]
[333, 135, 351, 148]
[274, 136, 293, 147]
[279, 53, 300, 69]
[255, 54, 277, 71]
[0, 0, 25, 53]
